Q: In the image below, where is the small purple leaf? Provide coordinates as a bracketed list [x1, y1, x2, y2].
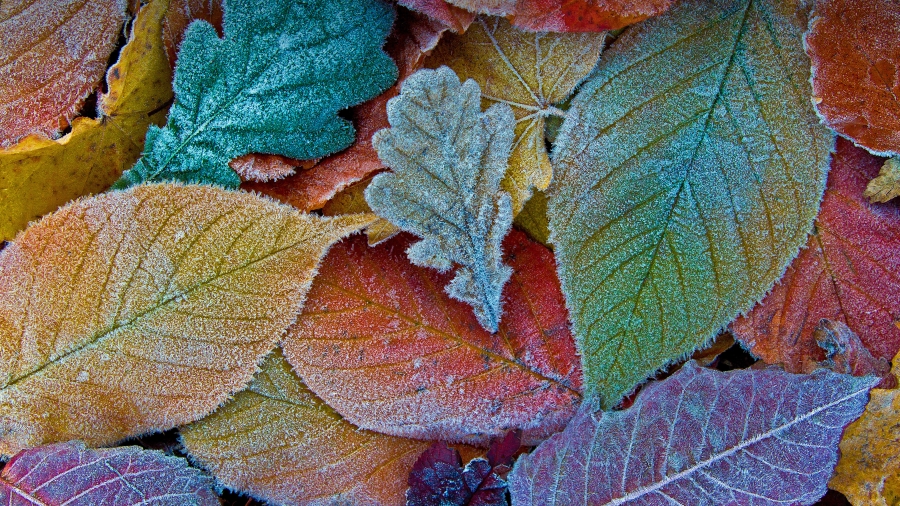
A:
[407, 442, 468, 506]
[508, 362, 877, 505]
[0, 441, 218, 505]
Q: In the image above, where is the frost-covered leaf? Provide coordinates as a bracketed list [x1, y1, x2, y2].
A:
[246, 8, 446, 212]
[508, 0, 673, 32]
[514, 190, 551, 247]
[0, 0, 172, 242]
[865, 157, 900, 203]
[322, 174, 401, 245]
[114, 0, 397, 189]
[400, 0, 475, 33]
[161, 0, 223, 66]
[0, 0, 127, 146]
[230, 154, 308, 183]
[427, 17, 605, 214]
[806, 0, 900, 157]
[830, 350, 900, 506]
[548, 0, 832, 406]
[181, 348, 427, 506]
[0, 184, 373, 457]
[508, 362, 878, 505]
[813, 319, 895, 389]
[282, 230, 581, 445]
[0, 441, 218, 505]
[366, 67, 515, 331]
[733, 139, 900, 376]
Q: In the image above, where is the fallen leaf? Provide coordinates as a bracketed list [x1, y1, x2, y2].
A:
[509, 0, 674, 32]
[514, 191, 551, 247]
[399, 0, 476, 32]
[322, 174, 401, 245]
[426, 17, 605, 214]
[806, 0, 900, 157]
[508, 362, 878, 505]
[0, 441, 218, 505]
[814, 319, 895, 388]
[732, 139, 900, 376]
[161, 0, 223, 66]
[367, 67, 515, 331]
[0, 0, 173, 242]
[282, 230, 581, 445]
[181, 348, 428, 506]
[245, 8, 446, 212]
[113, 0, 398, 189]
[548, 0, 833, 406]
[0, 0, 127, 146]
[0, 184, 373, 457]
[230, 154, 310, 183]
[830, 350, 900, 506]
[865, 156, 900, 203]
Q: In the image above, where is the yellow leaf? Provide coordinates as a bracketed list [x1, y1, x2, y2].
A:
[830, 351, 900, 506]
[0, 184, 374, 457]
[181, 348, 429, 506]
[514, 189, 551, 247]
[322, 174, 400, 246]
[426, 17, 605, 213]
[0, 0, 174, 242]
[864, 156, 900, 203]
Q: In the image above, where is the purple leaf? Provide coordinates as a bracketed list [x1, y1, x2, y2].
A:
[0, 441, 218, 505]
[508, 362, 877, 505]
[407, 442, 469, 506]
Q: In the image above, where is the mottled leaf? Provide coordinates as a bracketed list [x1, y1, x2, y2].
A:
[282, 230, 581, 445]
[0, 441, 218, 505]
[508, 0, 674, 32]
[399, 0, 475, 33]
[733, 139, 900, 375]
[830, 351, 900, 506]
[367, 67, 515, 331]
[426, 17, 605, 214]
[807, 0, 900, 157]
[508, 362, 878, 505]
[245, 8, 446, 212]
[814, 319, 895, 388]
[322, 174, 401, 245]
[114, 0, 397, 189]
[182, 348, 428, 506]
[865, 156, 900, 203]
[0, 0, 127, 146]
[0, 184, 373, 457]
[0, 0, 173, 242]
[548, 0, 833, 405]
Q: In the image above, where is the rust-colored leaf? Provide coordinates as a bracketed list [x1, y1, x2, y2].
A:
[282, 230, 581, 446]
[508, 0, 674, 32]
[807, 0, 900, 156]
[230, 154, 312, 183]
[399, 0, 476, 33]
[733, 139, 900, 373]
[161, 0, 223, 66]
[245, 9, 446, 211]
[0, 0, 127, 146]
[0, 184, 374, 457]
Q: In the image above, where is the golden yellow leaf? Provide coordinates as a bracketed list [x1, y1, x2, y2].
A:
[181, 348, 430, 506]
[322, 174, 400, 246]
[0, 0, 174, 242]
[0, 184, 374, 457]
[864, 157, 900, 203]
[514, 189, 551, 247]
[426, 17, 605, 213]
[830, 350, 900, 506]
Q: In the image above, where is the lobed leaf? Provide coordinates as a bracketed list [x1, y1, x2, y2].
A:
[0, 441, 218, 505]
[508, 362, 878, 505]
[0, 184, 373, 457]
[0, 0, 127, 146]
[182, 348, 427, 506]
[282, 231, 581, 445]
[426, 17, 605, 214]
[733, 139, 900, 375]
[367, 66, 516, 331]
[548, 0, 833, 406]
[0, 0, 173, 242]
[114, 0, 398, 189]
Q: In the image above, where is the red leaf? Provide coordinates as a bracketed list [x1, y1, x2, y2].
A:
[399, 0, 476, 32]
[814, 319, 896, 389]
[508, 362, 878, 505]
[509, 0, 674, 32]
[161, 0, 223, 67]
[282, 230, 581, 445]
[244, 9, 446, 211]
[0, 441, 218, 505]
[733, 139, 900, 373]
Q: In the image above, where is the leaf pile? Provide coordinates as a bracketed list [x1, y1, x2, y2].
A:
[0, 0, 898, 504]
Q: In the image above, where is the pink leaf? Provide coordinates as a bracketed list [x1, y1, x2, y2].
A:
[0, 441, 218, 505]
[508, 362, 877, 505]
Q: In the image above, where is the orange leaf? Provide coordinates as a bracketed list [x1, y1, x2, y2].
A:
[807, 0, 900, 156]
[733, 139, 900, 373]
[0, 184, 374, 457]
[244, 9, 446, 211]
[282, 230, 581, 446]
[0, 0, 127, 146]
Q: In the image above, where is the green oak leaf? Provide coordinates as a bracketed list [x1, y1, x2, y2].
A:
[114, 0, 397, 189]
[549, 0, 833, 406]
